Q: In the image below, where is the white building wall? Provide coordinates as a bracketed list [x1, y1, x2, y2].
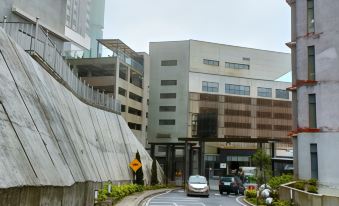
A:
[149, 41, 190, 143]
[189, 40, 291, 81]
[293, 0, 339, 188]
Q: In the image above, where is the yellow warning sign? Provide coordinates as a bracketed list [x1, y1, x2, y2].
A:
[129, 159, 142, 173]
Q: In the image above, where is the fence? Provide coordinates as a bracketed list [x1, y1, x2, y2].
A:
[1, 18, 121, 113]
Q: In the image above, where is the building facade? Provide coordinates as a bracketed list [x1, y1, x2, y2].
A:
[0, 0, 105, 53]
[287, 0, 339, 190]
[149, 40, 292, 175]
[67, 39, 149, 146]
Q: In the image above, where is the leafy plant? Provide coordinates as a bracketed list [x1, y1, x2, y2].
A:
[307, 185, 318, 193]
[252, 149, 272, 186]
[272, 200, 292, 206]
[308, 178, 317, 186]
[268, 174, 294, 190]
[245, 189, 257, 198]
[294, 181, 306, 191]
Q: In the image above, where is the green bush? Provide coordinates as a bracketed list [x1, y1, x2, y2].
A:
[307, 185, 318, 193]
[96, 183, 168, 204]
[308, 178, 317, 186]
[272, 200, 292, 206]
[294, 181, 306, 191]
[268, 175, 293, 190]
[245, 190, 257, 198]
[246, 197, 265, 205]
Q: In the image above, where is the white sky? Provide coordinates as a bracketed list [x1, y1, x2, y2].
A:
[104, 0, 291, 52]
[103, 0, 292, 81]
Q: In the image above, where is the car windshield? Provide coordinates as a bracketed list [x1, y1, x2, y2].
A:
[221, 177, 234, 182]
[189, 176, 207, 184]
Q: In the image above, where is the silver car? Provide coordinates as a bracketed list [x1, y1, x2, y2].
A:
[187, 175, 209, 197]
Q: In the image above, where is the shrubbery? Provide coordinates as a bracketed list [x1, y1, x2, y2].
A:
[268, 174, 293, 190]
[294, 180, 306, 190]
[272, 200, 292, 206]
[96, 183, 168, 204]
[245, 189, 257, 198]
[307, 185, 317, 193]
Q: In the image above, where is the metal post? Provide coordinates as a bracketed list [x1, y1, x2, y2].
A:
[2, 16, 7, 29]
[43, 29, 48, 59]
[34, 17, 40, 52]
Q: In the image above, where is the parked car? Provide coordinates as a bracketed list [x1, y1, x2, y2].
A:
[187, 175, 209, 197]
[219, 175, 245, 195]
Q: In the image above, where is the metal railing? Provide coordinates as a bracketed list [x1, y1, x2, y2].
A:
[1, 17, 121, 113]
[63, 45, 144, 75]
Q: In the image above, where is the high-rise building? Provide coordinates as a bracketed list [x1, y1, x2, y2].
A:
[287, 0, 339, 191]
[149, 40, 292, 176]
[0, 0, 105, 53]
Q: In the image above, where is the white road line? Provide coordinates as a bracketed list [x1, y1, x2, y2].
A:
[146, 190, 172, 206]
[236, 196, 248, 206]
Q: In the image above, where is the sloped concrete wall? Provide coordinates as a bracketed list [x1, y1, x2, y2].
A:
[0, 28, 162, 205]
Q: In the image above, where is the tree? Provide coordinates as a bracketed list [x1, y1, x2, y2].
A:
[252, 148, 271, 187]
[151, 158, 159, 185]
[135, 151, 144, 185]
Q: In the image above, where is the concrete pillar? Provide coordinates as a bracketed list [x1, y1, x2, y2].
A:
[171, 146, 175, 181]
[198, 141, 205, 176]
[184, 141, 190, 187]
[189, 144, 193, 176]
[114, 60, 120, 100]
[150, 144, 155, 159]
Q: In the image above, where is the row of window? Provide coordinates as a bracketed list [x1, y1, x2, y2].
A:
[158, 119, 291, 130]
[199, 94, 291, 107]
[161, 59, 250, 70]
[224, 122, 292, 131]
[203, 59, 250, 70]
[225, 62, 250, 70]
[201, 81, 289, 99]
[121, 105, 142, 117]
[128, 122, 142, 131]
[118, 87, 143, 103]
[224, 109, 291, 119]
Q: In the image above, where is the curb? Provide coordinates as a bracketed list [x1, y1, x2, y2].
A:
[242, 197, 257, 206]
[138, 189, 173, 206]
[115, 188, 179, 206]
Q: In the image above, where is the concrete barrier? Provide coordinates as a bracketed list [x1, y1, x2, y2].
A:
[279, 182, 339, 206]
[0, 27, 163, 205]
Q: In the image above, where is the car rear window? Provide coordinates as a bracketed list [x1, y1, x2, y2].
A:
[221, 177, 234, 182]
[189, 176, 207, 184]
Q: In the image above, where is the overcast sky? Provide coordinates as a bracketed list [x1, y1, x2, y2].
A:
[103, 0, 291, 53]
[103, 0, 292, 81]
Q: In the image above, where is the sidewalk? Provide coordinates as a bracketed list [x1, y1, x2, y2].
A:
[115, 188, 176, 206]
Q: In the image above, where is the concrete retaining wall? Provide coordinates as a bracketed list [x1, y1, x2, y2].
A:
[280, 183, 339, 206]
[0, 28, 162, 205]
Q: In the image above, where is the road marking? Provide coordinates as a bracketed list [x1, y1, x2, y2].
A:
[146, 190, 172, 206]
[236, 196, 248, 206]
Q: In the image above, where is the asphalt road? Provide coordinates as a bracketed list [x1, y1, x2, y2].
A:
[147, 189, 247, 206]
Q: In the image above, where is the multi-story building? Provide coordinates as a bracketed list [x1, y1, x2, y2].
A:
[149, 40, 292, 176]
[286, 0, 339, 190]
[0, 0, 105, 53]
[67, 39, 149, 146]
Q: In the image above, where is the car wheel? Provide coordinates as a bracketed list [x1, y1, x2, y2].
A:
[219, 191, 223, 195]
[227, 191, 230, 195]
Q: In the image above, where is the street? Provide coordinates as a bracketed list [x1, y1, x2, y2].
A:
[147, 189, 246, 206]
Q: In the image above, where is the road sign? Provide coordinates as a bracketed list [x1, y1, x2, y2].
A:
[129, 159, 142, 173]
[220, 163, 227, 169]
